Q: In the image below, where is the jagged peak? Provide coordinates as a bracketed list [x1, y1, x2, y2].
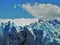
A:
[0, 18, 60, 44]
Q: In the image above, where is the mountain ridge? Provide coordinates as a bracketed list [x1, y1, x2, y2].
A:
[0, 18, 60, 45]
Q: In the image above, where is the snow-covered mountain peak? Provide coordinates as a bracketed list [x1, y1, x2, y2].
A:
[0, 18, 60, 44]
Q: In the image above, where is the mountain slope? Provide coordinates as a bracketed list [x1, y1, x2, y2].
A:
[0, 18, 60, 45]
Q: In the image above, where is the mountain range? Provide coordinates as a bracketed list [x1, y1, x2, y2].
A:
[0, 18, 60, 45]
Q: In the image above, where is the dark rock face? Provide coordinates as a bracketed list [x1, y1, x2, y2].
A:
[23, 27, 35, 45]
[33, 29, 43, 45]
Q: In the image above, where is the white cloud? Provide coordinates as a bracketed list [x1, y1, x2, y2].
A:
[19, 3, 60, 18]
[0, 18, 38, 26]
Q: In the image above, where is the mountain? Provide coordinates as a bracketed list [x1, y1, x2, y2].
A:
[0, 18, 60, 45]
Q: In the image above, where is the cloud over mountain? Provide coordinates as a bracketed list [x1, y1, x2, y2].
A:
[18, 3, 60, 18]
[0, 18, 38, 26]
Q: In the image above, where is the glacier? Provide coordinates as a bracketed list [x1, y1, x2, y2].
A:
[0, 18, 60, 45]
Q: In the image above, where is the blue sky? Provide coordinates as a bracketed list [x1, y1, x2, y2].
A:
[0, 0, 60, 19]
